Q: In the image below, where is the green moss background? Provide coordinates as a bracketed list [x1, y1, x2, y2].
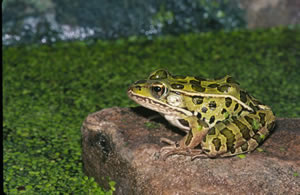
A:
[3, 27, 300, 193]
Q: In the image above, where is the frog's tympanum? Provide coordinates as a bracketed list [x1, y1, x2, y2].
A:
[128, 69, 275, 159]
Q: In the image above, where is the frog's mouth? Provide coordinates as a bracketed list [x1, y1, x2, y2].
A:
[127, 89, 192, 117]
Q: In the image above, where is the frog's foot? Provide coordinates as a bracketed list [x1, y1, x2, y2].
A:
[160, 147, 206, 160]
[190, 153, 211, 160]
[159, 137, 208, 160]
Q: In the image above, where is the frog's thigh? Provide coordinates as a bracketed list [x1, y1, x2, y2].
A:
[201, 111, 275, 157]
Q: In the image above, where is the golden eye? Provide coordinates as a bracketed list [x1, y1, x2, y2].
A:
[153, 86, 162, 93]
[151, 83, 166, 99]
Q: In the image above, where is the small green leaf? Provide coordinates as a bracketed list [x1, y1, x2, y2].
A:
[260, 134, 265, 140]
[279, 147, 286, 151]
[109, 181, 116, 191]
[293, 172, 299, 177]
[144, 122, 159, 129]
[223, 111, 229, 119]
[197, 125, 203, 131]
[237, 154, 246, 159]
[257, 148, 264, 152]
[252, 119, 260, 130]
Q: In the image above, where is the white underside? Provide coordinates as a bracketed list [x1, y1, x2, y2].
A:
[163, 114, 190, 132]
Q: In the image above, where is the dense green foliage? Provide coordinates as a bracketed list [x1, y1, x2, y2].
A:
[3, 27, 300, 193]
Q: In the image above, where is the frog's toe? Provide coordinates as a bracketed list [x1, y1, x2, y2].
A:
[190, 152, 210, 160]
[160, 137, 178, 146]
[160, 147, 205, 160]
[159, 147, 182, 160]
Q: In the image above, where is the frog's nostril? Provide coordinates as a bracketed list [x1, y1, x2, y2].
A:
[135, 86, 142, 91]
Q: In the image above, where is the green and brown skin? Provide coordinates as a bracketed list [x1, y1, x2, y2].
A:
[128, 69, 276, 159]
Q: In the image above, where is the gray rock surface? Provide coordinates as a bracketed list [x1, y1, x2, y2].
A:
[238, 0, 300, 28]
[81, 107, 300, 195]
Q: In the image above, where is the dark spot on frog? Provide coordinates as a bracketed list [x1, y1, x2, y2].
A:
[209, 116, 215, 124]
[232, 119, 251, 140]
[240, 91, 247, 103]
[208, 127, 216, 135]
[220, 128, 236, 153]
[216, 120, 222, 124]
[192, 85, 206, 92]
[237, 109, 244, 116]
[192, 96, 204, 105]
[231, 116, 238, 121]
[208, 83, 219, 88]
[223, 120, 230, 125]
[244, 115, 254, 129]
[249, 102, 258, 113]
[201, 107, 208, 113]
[217, 84, 231, 92]
[221, 108, 227, 114]
[190, 80, 200, 85]
[171, 83, 184, 89]
[190, 80, 206, 92]
[209, 101, 217, 110]
[225, 113, 230, 119]
[196, 112, 202, 119]
[194, 76, 207, 82]
[259, 112, 266, 126]
[234, 103, 239, 111]
[225, 97, 232, 107]
[212, 138, 221, 151]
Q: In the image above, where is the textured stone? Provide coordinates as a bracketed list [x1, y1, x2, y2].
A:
[238, 0, 300, 28]
[81, 107, 300, 195]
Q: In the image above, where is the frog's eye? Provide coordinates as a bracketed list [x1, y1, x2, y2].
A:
[151, 83, 167, 99]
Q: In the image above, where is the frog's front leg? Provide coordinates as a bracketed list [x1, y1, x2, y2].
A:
[160, 116, 209, 160]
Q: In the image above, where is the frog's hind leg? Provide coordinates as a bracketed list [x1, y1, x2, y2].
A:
[225, 109, 276, 157]
[200, 109, 276, 158]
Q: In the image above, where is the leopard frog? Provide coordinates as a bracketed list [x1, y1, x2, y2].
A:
[127, 69, 275, 159]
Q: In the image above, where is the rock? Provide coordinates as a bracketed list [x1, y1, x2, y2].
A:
[238, 0, 300, 28]
[81, 107, 300, 195]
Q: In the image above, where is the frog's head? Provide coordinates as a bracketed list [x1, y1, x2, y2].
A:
[128, 69, 189, 116]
